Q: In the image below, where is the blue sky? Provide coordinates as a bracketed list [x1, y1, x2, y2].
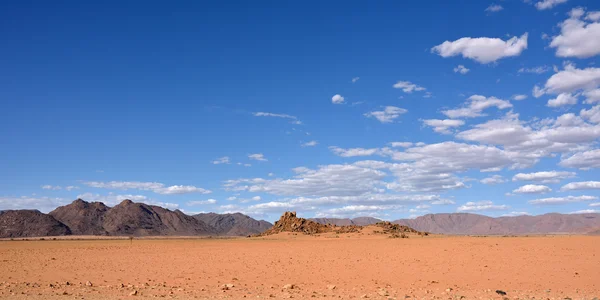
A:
[1, 0, 600, 222]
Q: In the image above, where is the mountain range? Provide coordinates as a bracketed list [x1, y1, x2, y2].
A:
[0, 199, 271, 238]
[3, 200, 600, 238]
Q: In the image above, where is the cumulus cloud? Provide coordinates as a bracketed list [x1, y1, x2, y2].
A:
[529, 195, 597, 205]
[535, 64, 600, 96]
[65, 186, 79, 191]
[513, 184, 552, 194]
[421, 119, 465, 134]
[187, 199, 217, 206]
[485, 4, 503, 13]
[560, 149, 600, 169]
[364, 106, 408, 123]
[442, 95, 512, 118]
[456, 112, 600, 157]
[332, 94, 345, 104]
[212, 156, 230, 165]
[535, 0, 568, 10]
[453, 65, 470, 74]
[580, 105, 600, 123]
[457, 200, 509, 212]
[583, 89, 600, 104]
[480, 175, 506, 185]
[561, 181, 600, 191]
[393, 81, 426, 93]
[547, 93, 578, 107]
[431, 33, 528, 64]
[82, 181, 211, 195]
[512, 171, 576, 183]
[302, 140, 318, 147]
[248, 153, 268, 161]
[550, 8, 600, 58]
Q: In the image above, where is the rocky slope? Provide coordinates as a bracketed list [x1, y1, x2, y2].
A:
[49, 199, 109, 235]
[194, 212, 272, 236]
[102, 200, 217, 236]
[394, 213, 600, 235]
[0, 210, 71, 238]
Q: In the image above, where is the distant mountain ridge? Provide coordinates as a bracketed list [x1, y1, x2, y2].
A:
[194, 212, 272, 236]
[309, 217, 382, 226]
[0, 199, 271, 238]
[393, 213, 600, 235]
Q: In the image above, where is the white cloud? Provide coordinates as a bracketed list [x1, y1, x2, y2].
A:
[512, 171, 576, 183]
[502, 211, 531, 217]
[485, 4, 503, 13]
[41, 185, 61, 190]
[237, 162, 252, 167]
[302, 140, 318, 147]
[453, 65, 470, 74]
[580, 105, 600, 123]
[561, 181, 600, 191]
[457, 200, 509, 212]
[547, 93, 578, 107]
[393, 81, 426, 93]
[187, 199, 217, 206]
[512, 94, 528, 101]
[536, 65, 600, 96]
[560, 149, 600, 169]
[442, 95, 512, 118]
[351, 77, 360, 83]
[212, 156, 230, 165]
[389, 142, 413, 148]
[364, 106, 408, 123]
[431, 33, 528, 64]
[529, 195, 597, 205]
[332, 94, 345, 104]
[253, 112, 298, 120]
[550, 8, 600, 58]
[513, 184, 552, 194]
[518, 66, 550, 74]
[224, 164, 387, 197]
[422, 119, 465, 134]
[0, 196, 69, 213]
[570, 209, 600, 214]
[329, 146, 379, 157]
[535, 0, 568, 10]
[480, 175, 506, 185]
[65, 186, 79, 191]
[82, 181, 211, 195]
[248, 153, 268, 161]
[456, 112, 600, 157]
[583, 89, 600, 104]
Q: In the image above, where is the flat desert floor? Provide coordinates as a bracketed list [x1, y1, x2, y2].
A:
[0, 234, 599, 299]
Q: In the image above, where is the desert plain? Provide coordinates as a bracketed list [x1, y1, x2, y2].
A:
[0, 232, 599, 299]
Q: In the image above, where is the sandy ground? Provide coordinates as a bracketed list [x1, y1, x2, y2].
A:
[0, 233, 599, 299]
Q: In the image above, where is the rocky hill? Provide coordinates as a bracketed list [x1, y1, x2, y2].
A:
[49, 199, 109, 235]
[394, 213, 600, 235]
[194, 212, 272, 236]
[0, 210, 71, 238]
